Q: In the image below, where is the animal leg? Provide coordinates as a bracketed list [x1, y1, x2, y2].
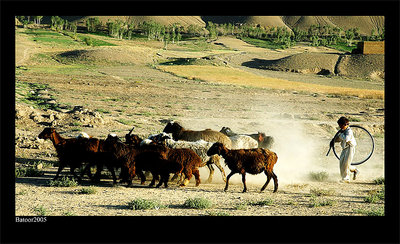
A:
[272, 171, 278, 193]
[80, 163, 93, 180]
[213, 156, 226, 182]
[180, 169, 192, 187]
[93, 164, 104, 183]
[177, 173, 185, 185]
[156, 174, 164, 188]
[224, 171, 235, 192]
[170, 173, 179, 182]
[108, 166, 117, 185]
[206, 164, 214, 183]
[241, 172, 247, 193]
[70, 167, 82, 183]
[138, 171, 146, 185]
[54, 165, 65, 180]
[193, 168, 201, 187]
[260, 171, 272, 192]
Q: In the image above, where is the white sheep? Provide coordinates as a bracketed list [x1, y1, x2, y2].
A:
[148, 132, 226, 183]
[76, 132, 90, 139]
[228, 134, 258, 149]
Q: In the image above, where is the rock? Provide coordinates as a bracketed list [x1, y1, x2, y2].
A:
[36, 163, 43, 170]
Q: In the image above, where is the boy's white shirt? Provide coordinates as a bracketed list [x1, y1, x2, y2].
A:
[338, 127, 357, 149]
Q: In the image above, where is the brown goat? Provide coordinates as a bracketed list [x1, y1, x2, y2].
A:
[207, 142, 278, 193]
[163, 121, 232, 149]
[38, 127, 99, 182]
[122, 143, 204, 188]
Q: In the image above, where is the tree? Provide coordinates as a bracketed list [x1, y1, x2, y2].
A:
[51, 16, 65, 32]
[33, 16, 43, 25]
[86, 17, 101, 33]
[345, 29, 355, 46]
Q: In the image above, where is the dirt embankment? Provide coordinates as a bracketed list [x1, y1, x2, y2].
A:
[259, 53, 384, 81]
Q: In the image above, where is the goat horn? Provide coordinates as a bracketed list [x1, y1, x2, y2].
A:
[128, 126, 135, 135]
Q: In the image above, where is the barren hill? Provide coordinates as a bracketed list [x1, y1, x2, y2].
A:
[39, 16, 384, 35]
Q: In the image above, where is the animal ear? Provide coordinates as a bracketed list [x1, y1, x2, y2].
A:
[258, 133, 263, 142]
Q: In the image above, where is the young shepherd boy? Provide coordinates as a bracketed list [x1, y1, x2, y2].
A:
[330, 116, 359, 183]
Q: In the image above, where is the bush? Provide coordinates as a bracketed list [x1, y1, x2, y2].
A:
[183, 197, 213, 209]
[365, 186, 384, 203]
[77, 186, 97, 194]
[34, 205, 47, 216]
[15, 167, 44, 178]
[373, 177, 384, 185]
[248, 198, 274, 206]
[128, 198, 164, 210]
[48, 176, 78, 187]
[356, 207, 384, 216]
[309, 196, 336, 207]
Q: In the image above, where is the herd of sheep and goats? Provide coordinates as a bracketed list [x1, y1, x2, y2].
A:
[38, 121, 279, 193]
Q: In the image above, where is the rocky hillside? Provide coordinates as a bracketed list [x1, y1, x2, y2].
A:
[39, 16, 384, 36]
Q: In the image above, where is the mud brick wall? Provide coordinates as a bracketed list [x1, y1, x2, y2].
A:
[357, 41, 385, 54]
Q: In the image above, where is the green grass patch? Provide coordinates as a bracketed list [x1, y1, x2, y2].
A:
[117, 119, 134, 125]
[183, 197, 213, 209]
[23, 28, 83, 48]
[96, 108, 111, 114]
[76, 34, 117, 47]
[239, 36, 287, 50]
[364, 186, 385, 203]
[15, 167, 44, 178]
[234, 202, 249, 210]
[33, 205, 48, 216]
[373, 177, 385, 185]
[77, 186, 97, 195]
[128, 198, 165, 210]
[248, 198, 274, 206]
[309, 196, 336, 207]
[327, 42, 357, 53]
[48, 176, 78, 187]
[356, 207, 384, 216]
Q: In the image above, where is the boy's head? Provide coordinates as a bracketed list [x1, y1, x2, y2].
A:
[337, 116, 349, 130]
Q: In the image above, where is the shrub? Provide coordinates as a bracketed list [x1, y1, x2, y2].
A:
[128, 198, 164, 210]
[48, 176, 78, 187]
[248, 198, 274, 206]
[78, 186, 97, 194]
[356, 207, 384, 216]
[34, 205, 47, 216]
[373, 177, 384, 185]
[235, 202, 249, 210]
[309, 171, 329, 182]
[15, 167, 44, 178]
[309, 197, 336, 207]
[183, 197, 213, 209]
[365, 186, 384, 203]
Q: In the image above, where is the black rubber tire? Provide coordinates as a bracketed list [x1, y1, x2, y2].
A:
[333, 125, 375, 165]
